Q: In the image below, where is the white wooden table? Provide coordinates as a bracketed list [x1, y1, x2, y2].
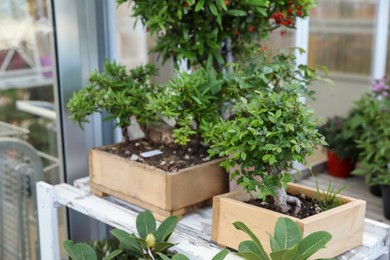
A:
[37, 178, 390, 260]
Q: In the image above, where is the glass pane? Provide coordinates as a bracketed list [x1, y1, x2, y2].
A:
[0, 0, 66, 259]
[307, 0, 377, 118]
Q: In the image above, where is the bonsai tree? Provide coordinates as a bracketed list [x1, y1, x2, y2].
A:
[117, 0, 316, 69]
[148, 68, 222, 146]
[67, 60, 159, 142]
[206, 78, 325, 215]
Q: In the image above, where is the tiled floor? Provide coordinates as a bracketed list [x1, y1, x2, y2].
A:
[299, 172, 390, 225]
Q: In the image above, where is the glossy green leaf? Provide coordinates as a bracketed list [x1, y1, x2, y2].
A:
[103, 249, 123, 260]
[226, 9, 247, 16]
[236, 251, 263, 260]
[110, 230, 143, 255]
[212, 249, 230, 260]
[270, 245, 298, 260]
[195, 0, 206, 11]
[153, 242, 176, 253]
[239, 240, 264, 255]
[172, 254, 191, 260]
[136, 210, 156, 239]
[293, 231, 332, 260]
[233, 221, 270, 260]
[63, 240, 97, 260]
[154, 215, 179, 242]
[273, 218, 302, 249]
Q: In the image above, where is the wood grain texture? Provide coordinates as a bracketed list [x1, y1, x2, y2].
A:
[89, 146, 229, 219]
[212, 182, 366, 259]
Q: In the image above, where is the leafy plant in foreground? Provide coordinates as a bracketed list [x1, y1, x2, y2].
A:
[233, 217, 332, 260]
[63, 211, 183, 259]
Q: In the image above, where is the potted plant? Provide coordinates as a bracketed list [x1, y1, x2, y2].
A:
[351, 76, 390, 219]
[349, 76, 390, 197]
[67, 62, 229, 219]
[117, 0, 315, 69]
[205, 60, 366, 257]
[318, 115, 358, 178]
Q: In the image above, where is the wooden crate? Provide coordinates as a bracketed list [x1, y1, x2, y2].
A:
[89, 145, 229, 220]
[212, 182, 366, 259]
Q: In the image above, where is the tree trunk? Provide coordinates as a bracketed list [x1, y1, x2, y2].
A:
[274, 185, 302, 216]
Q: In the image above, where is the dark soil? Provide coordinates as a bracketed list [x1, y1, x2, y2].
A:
[247, 193, 323, 219]
[101, 139, 212, 172]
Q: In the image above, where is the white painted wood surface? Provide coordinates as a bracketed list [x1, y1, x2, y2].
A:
[37, 179, 390, 260]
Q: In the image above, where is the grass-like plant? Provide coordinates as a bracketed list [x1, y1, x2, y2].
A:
[314, 179, 349, 211]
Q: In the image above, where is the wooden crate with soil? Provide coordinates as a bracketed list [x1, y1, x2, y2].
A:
[211, 182, 366, 259]
[90, 140, 228, 219]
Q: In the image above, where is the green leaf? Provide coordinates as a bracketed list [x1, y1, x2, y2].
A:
[269, 155, 276, 165]
[233, 221, 270, 260]
[103, 249, 123, 260]
[236, 251, 263, 260]
[153, 242, 176, 253]
[157, 252, 172, 260]
[262, 154, 271, 162]
[275, 110, 282, 119]
[192, 96, 202, 105]
[239, 241, 264, 255]
[294, 231, 332, 260]
[245, 0, 269, 6]
[63, 240, 97, 260]
[208, 2, 219, 16]
[269, 235, 281, 252]
[270, 245, 298, 260]
[195, 0, 206, 11]
[212, 249, 230, 260]
[241, 151, 247, 160]
[274, 218, 302, 249]
[172, 254, 191, 260]
[136, 211, 156, 239]
[226, 9, 247, 16]
[110, 230, 143, 255]
[154, 215, 179, 242]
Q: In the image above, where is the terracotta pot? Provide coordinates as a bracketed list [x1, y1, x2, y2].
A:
[326, 150, 355, 178]
[381, 185, 390, 219]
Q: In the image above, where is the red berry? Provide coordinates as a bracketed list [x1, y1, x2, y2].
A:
[280, 30, 286, 36]
[248, 26, 255, 32]
[296, 5, 302, 10]
[184, 2, 189, 7]
[225, 0, 229, 5]
[296, 10, 303, 16]
[233, 31, 239, 35]
[287, 8, 293, 14]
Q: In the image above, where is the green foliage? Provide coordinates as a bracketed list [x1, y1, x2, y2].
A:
[318, 115, 358, 161]
[117, 0, 316, 68]
[67, 60, 159, 131]
[63, 211, 184, 260]
[206, 87, 325, 199]
[63, 240, 97, 260]
[348, 77, 390, 186]
[314, 179, 348, 211]
[233, 217, 332, 260]
[220, 49, 321, 102]
[148, 69, 222, 145]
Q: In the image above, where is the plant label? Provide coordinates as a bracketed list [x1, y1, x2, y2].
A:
[140, 150, 163, 158]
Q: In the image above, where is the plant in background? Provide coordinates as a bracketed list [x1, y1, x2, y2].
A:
[67, 60, 159, 142]
[206, 86, 326, 216]
[347, 76, 390, 186]
[117, 0, 315, 69]
[232, 217, 332, 260]
[318, 115, 359, 162]
[64, 211, 186, 260]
